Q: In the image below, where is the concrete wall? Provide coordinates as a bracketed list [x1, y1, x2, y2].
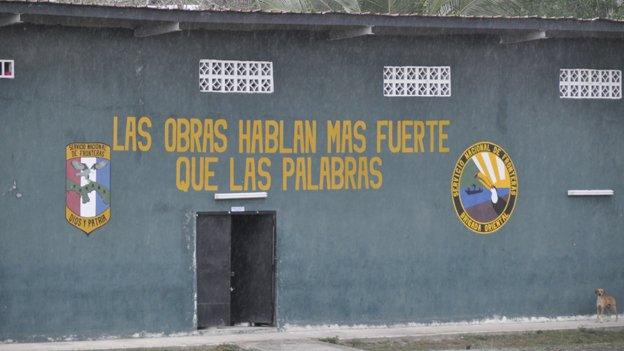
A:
[1, 24, 623, 341]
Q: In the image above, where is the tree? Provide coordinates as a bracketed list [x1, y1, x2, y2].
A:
[59, 0, 624, 18]
[508, 0, 624, 19]
[252, 0, 624, 18]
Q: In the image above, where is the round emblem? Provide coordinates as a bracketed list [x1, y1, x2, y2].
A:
[451, 141, 518, 234]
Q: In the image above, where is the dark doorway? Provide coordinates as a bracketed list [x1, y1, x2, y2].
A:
[196, 212, 276, 328]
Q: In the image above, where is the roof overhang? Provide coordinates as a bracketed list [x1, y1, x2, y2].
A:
[2, 1, 624, 40]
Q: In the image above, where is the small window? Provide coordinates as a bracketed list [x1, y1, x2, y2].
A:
[0, 60, 14, 79]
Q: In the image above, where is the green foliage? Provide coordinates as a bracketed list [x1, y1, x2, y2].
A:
[237, 0, 624, 17]
[53, 0, 624, 18]
[255, 0, 624, 18]
[358, 0, 424, 15]
[255, 0, 361, 13]
[367, 0, 624, 17]
[420, 0, 519, 16]
[319, 336, 341, 344]
[509, 0, 624, 19]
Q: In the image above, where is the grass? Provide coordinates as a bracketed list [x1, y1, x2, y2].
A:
[332, 327, 624, 351]
[319, 336, 341, 344]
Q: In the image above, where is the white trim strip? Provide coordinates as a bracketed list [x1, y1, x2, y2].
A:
[214, 192, 268, 200]
[567, 189, 614, 196]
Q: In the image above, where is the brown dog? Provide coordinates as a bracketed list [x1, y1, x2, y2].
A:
[595, 288, 618, 321]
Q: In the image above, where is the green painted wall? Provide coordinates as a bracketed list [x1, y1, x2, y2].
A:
[0, 23, 623, 341]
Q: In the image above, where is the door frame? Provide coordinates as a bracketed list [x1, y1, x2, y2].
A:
[195, 211, 277, 327]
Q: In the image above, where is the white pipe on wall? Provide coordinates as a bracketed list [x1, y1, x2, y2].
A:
[567, 189, 614, 196]
[214, 192, 268, 200]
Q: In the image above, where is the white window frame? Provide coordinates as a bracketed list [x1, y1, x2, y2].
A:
[0, 60, 14, 79]
[199, 59, 273, 94]
[383, 66, 451, 97]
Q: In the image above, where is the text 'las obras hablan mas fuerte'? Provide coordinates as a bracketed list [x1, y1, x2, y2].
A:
[111, 116, 450, 192]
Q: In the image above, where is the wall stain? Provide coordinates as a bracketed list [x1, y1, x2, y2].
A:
[153, 202, 173, 213]
[2, 180, 22, 199]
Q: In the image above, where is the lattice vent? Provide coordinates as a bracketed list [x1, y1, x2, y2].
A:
[559, 69, 621, 99]
[200, 59, 273, 94]
[383, 66, 451, 97]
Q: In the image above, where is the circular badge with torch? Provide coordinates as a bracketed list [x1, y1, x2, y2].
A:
[451, 141, 518, 234]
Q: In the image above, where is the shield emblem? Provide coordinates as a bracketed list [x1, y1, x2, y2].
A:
[65, 143, 111, 234]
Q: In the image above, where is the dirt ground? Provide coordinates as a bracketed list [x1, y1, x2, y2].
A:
[101, 327, 624, 350]
[334, 326, 624, 350]
[105, 345, 245, 351]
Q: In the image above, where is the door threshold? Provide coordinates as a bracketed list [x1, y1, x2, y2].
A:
[197, 325, 278, 335]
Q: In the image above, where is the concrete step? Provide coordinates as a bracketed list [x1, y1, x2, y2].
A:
[197, 326, 278, 336]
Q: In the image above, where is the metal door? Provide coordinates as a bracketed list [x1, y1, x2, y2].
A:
[230, 214, 275, 325]
[196, 214, 231, 328]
